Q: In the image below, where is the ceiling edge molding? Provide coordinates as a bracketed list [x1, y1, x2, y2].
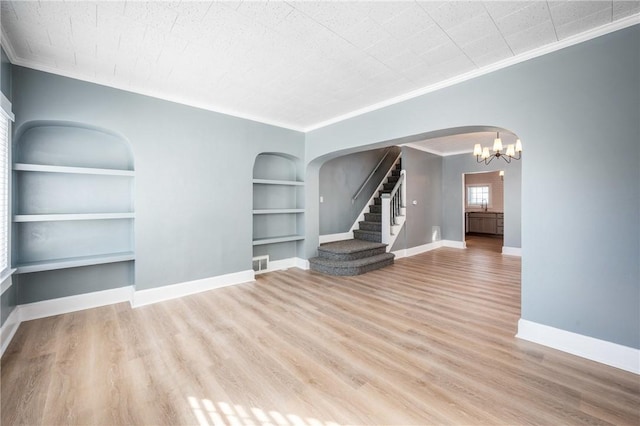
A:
[0, 27, 18, 64]
[2, 13, 638, 133]
[303, 14, 640, 132]
[0, 28, 305, 132]
[402, 143, 474, 157]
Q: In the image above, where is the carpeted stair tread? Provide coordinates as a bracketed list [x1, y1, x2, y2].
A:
[364, 212, 382, 222]
[353, 229, 381, 242]
[318, 239, 386, 254]
[309, 252, 395, 276]
[359, 220, 381, 231]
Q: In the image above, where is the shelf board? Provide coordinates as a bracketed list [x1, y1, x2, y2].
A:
[16, 252, 135, 274]
[252, 179, 304, 186]
[252, 235, 305, 246]
[14, 213, 135, 222]
[252, 209, 304, 215]
[14, 163, 135, 177]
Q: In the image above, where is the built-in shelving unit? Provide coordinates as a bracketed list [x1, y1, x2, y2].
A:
[252, 178, 304, 186]
[14, 163, 135, 176]
[16, 252, 135, 274]
[252, 153, 304, 267]
[13, 121, 135, 274]
[14, 213, 135, 222]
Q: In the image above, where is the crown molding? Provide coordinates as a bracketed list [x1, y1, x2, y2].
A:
[402, 142, 473, 157]
[303, 15, 640, 132]
[2, 14, 639, 133]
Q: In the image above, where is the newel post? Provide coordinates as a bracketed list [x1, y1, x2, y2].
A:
[381, 193, 391, 245]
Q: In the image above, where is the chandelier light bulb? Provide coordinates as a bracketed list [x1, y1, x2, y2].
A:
[515, 139, 523, 152]
[473, 143, 482, 156]
[493, 135, 503, 152]
[506, 144, 515, 157]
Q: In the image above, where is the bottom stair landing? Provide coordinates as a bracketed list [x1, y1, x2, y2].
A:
[309, 239, 394, 276]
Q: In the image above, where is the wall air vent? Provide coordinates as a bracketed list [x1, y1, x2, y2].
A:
[252, 255, 269, 274]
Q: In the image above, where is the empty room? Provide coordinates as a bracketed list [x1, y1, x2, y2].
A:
[1, 1, 639, 425]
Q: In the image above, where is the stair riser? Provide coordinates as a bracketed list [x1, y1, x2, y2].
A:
[354, 230, 381, 243]
[359, 221, 381, 231]
[368, 205, 381, 213]
[309, 258, 394, 276]
[391, 170, 401, 177]
[383, 183, 396, 191]
[374, 198, 381, 205]
[317, 246, 386, 261]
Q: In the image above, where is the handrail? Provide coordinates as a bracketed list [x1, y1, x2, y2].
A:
[352, 147, 392, 204]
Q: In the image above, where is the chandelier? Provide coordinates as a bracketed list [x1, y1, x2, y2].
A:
[473, 132, 522, 164]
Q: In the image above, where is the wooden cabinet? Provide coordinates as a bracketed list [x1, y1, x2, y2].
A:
[466, 212, 502, 235]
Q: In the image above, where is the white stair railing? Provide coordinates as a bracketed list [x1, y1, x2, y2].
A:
[381, 170, 406, 246]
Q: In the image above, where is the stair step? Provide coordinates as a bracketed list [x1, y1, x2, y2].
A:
[387, 176, 400, 184]
[374, 198, 381, 205]
[377, 190, 392, 197]
[359, 220, 381, 231]
[392, 170, 401, 177]
[317, 239, 387, 261]
[364, 212, 381, 222]
[383, 183, 396, 191]
[309, 252, 395, 276]
[369, 205, 381, 213]
[354, 229, 381, 243]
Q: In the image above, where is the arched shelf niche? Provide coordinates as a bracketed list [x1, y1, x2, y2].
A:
[13, 120, 135, 275]
[252, 152, 304, 271]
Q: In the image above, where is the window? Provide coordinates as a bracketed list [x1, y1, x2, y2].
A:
[0, 96, 12, 276]
[467, 185, 490, 207]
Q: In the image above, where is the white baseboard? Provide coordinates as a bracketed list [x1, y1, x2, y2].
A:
[502, 246, 522, 257]
[442, 240, 466, 249]
[1, 307, 21, 356]
[393, 241, 443, 258]
[516, 319, 639, 374]
[131, 269, 255, 308]
[20, 286, 134, 322]
[319, 232, 352, 244]
[294, 257, 310, 270]
[257, 257, 309, 274]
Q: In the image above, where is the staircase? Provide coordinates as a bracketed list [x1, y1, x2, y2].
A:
[309, 159, 403, 276]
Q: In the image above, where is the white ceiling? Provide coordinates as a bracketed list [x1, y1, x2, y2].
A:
[404, 130, 521, 156]
[1, 1, 639, 131]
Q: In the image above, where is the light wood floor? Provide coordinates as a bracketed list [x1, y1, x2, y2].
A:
[2, 247, 639, 425]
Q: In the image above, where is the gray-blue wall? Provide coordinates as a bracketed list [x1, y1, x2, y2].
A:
[12, 66, 304, 300]
[319, 146, 399, 235]
[305, 26, 640, 349]
[391, 146, 443, 252]
[1, 45, 15, 327]
[442, 153, 521, 248]
[1, 46, 11, 102]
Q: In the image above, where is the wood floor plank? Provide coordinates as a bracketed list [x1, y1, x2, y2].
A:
[2, 239, 639, 425]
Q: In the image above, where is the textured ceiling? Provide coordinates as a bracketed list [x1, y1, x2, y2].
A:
[1, 1, 639, 131]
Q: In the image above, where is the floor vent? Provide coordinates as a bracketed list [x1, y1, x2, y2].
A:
[252, 255, 269, 274]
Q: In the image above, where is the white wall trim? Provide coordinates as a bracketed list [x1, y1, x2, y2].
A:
[0, 269, 16, 295]
[20, 286, 133, 322]
[1, 306, 21, 356]
[304, 15, 640, 132]
[319, 232, 352, 244]
[442, 240, 467, 249]
[255, 257, 309, 274]
[393, 241, 444, 258]
[294, 257, 310, 270]
[502, 246, 522, 257]
[517, 319, 640, 375]
[131, 270, 255, 308]
[402, 142, 473, 157]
